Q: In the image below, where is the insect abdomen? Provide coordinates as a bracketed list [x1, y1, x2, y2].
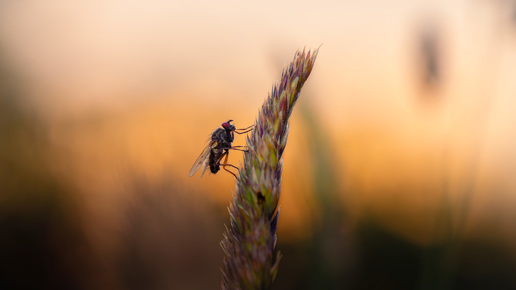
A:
[209, 149, 220, 174]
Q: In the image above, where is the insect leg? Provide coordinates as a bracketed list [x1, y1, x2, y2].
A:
[235, 125, 254, 134]
[215, 151, 239, 172]
[236, 124, 254, 131]
[231, 145, 248, 151]
[219, 151, 238, 178]
[220, 146, 248, 152]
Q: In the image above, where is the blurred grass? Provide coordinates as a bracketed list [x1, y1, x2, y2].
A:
[0, 52, 91, 290]
[1, 7, 516, 286]
[2, 81, 516, 290]
[115, 174, 223, 290]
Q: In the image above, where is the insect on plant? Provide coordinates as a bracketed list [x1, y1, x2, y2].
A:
[189, 120, 253, 178]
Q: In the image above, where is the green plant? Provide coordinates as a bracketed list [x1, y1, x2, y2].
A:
[221, 48, 319, 289]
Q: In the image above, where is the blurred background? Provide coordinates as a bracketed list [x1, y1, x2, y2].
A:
[1, 0, 516, 289]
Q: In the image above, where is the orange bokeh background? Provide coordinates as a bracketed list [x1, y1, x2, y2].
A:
[1, 0, 516, 289]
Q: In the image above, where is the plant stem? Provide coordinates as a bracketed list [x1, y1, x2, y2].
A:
[221, 48, 319, 289]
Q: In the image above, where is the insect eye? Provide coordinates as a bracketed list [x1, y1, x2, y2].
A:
[222, 120, 234, 129]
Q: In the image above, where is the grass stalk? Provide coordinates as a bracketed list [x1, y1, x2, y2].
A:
[220, 48, 319, 289]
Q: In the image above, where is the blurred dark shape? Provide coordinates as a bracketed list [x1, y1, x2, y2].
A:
[116, 175, 223, 290]
[513, 1, 516, 25]
[274, 103, 355, 289]
[356, 221, 516, 290]
[456, 239, 516, 290]
[301, 104, 353, 289]
[356, 222, 422, 290]
[269, 104, 516, 290]
[0, 54, 92, 289]
[418, 25, 442, 90]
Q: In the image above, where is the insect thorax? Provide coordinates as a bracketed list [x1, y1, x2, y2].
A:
[212, 128, 233, 150]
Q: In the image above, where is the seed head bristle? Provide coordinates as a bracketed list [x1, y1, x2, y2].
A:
[221, 48, 318, 290]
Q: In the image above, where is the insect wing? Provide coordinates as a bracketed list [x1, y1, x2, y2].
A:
[189, 144, 212, 177]
[199, 155, 209, 177]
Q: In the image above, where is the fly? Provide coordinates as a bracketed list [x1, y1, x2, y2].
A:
[189, 120, 253, 178]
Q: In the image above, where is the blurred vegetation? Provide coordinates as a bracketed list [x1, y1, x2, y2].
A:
[115, 174, 223, 290]
[2, 22, 516, 289]
[273, 103, 516, 290]
[3, 66, 515, 289]
[0, 50, 91, 289]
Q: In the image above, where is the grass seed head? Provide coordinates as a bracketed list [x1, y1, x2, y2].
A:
[221, 48, 318, 290]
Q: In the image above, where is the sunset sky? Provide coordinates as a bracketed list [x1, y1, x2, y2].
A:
[1, 0, 516, 288]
